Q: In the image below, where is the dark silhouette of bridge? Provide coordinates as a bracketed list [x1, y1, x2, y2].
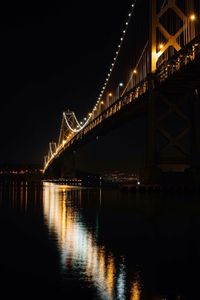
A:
[44, 0, 200, 188]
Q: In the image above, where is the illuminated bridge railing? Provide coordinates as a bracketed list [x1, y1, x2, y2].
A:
[157, 35, 200, 83]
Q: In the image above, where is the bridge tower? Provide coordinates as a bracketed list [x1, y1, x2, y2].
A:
[151, 0, 196, 72]
[144, 0, 200, 185]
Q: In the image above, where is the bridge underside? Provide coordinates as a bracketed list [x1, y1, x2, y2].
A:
[44, 93, 146, 178]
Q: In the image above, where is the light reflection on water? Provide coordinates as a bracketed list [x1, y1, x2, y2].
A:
[0, 180, 198, 299]
[43, 182, 140, 300]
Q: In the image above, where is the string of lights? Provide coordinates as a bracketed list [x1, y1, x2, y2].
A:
[60, 1, 138, 135]
[63, 112, 92, 133]
[96, 1, 137, 102]
[44, 1, 139, 169]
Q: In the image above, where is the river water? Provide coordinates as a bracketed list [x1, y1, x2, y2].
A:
[0, 180, 199, 299]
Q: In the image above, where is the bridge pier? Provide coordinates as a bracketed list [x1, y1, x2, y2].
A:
[190, 88, 200, 186]
[142, 80, 200, 188]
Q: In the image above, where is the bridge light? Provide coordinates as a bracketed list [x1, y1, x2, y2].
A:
[101, 101, 104, 105]
[190, 14, 196, 21]
[109, 93, 113, 97]
[119, 82, 123, 87]
[158, 43, 164, 50]
[133, 69, 137, 74]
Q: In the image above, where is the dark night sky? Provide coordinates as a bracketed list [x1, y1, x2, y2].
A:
[0, 1, 147, 168]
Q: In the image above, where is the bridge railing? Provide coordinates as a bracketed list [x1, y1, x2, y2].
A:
[156, 35, 200, 83]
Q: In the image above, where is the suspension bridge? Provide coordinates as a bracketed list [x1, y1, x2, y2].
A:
[43, 0, 200, 186]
